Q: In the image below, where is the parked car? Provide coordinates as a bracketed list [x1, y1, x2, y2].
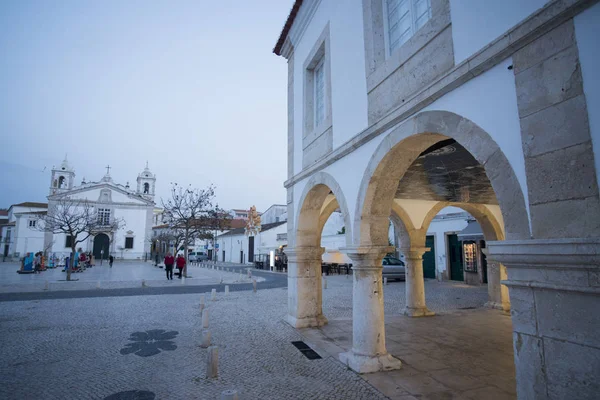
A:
[382, 255, 405, 281]
[188, 252, 209, 262]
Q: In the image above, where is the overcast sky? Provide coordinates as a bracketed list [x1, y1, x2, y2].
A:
[0, 0, 293, 212]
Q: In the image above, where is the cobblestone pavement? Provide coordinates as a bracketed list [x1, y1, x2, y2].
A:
[0, 270, 513, 399]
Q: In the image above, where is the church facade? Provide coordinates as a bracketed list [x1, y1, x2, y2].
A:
[44, 158, 157, 260]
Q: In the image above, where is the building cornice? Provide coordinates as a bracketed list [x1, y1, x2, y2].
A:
[284, 0, 599, 188]
[49, 182, 154, 206]
[278, 0, 322, 59]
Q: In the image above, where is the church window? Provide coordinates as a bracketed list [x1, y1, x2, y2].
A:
[386, 0, 431, 54]
[125, 237, 134, 249]
[97, 208, 111, 225]
[65, 235, 73, 248]
[58, 176, 65, 188]
[144, 183, 150, 194]
[28, 220, 36, 228]
[314, 57, 325, 126]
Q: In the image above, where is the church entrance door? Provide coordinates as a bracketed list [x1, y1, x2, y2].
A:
[93, 233, 110, 260]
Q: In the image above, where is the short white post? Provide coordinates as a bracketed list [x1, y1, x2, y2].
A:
[199, 294, 205, 311]
[323, 276, 328, 289]
[182, 275, 186, 284]
[200, 329, 211, 348]
[247, 268, 251, 278]
[384, 277, 388, 285]
[44, 281, 49, 291]
[96, 281, 101, 289]
[220, 276, 223, 284]
[239, 273, 243, 281]
[225, 285, 229, 295]
[220, 389, 239, 400]
[206, 346, 218, 378]
[142, 279, 146, 288]
[252, 279, 257, 293]
[211, 288, 217, 301]
[202, 309, 209, 328]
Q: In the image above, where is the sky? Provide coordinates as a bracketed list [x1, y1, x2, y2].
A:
[0, 0, 293, 212]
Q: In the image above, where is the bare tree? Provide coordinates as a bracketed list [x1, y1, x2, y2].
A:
[162, 183, 229, 277]
[37, 197, 124, 281]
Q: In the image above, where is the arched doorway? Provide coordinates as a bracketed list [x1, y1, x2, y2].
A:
[288, 171, 352, 329]
[93, 233, 110, 260]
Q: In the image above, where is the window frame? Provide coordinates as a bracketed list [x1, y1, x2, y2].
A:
[65, 235, 73, 248]
[28, 220, 36, 228]
[97, 208, 111, 226]
[313, 57, 326, 127]
[384, 0, 432, 56]
[124, 237, 134, 249]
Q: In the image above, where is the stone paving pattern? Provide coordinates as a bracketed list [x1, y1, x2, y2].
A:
[0, 264, 515, 399]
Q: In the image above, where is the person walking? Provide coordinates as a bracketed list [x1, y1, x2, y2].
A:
[109, 255, 114, 268]
[164, 252, 174, 280]
[175, 253, 185, 279]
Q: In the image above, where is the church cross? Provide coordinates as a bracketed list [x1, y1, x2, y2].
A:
[105, 165, 111, 175]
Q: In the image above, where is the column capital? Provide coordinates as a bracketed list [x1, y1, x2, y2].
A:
[400, 246, 430, 260]
[285, 247, 325, 263]
[339, 246, 394, 267]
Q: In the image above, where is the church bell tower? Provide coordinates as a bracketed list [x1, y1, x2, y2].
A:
[136, 162, 156, 201]
[50, 157, 75, 195]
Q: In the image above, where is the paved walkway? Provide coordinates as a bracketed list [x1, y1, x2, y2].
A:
[0, 267, 515, 399]
[0, 261, 265, 293]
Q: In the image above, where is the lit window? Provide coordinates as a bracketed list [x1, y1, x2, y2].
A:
[386, 0, 431, 53]
[314, 58, 325, 126]
[97, 208, 111, 225]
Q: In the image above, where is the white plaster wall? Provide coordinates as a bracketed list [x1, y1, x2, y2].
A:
[292, 131, 386, 237]
[256, 224, 288, 254]
[113, 207, 151, 259]
[575, 2, 600, 194]
[261, 205, 287, 224]
[423, 58, 531, 222]
[292, 0, 368, 175]
[217, 226, 288, 264]
[13, 216, 45, 256]
[9, 206, 46, 222]
[450, 0, 549, 65]
[425, 217, 469, 276]
[322, 211, 345, 236]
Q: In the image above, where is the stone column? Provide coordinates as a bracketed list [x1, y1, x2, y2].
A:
[339, 246, 402, 373]
[482, 248, 510, 312]
[402, 247, 434, 317]
[489, 238, 600, 400]
[286, 247, 327, 328]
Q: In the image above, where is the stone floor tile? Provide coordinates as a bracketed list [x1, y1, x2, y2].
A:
[427, 369, 489, 391]
[393, 372, 453, 395]
[397, 353, 452, 372]
[461, 386, 516, 400]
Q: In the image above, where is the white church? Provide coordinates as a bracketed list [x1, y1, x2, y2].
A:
[44, 158, 157, 260]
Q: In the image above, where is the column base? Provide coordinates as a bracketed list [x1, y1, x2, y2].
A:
[403, 307, 435, 317]
[485, 301, 510, 313]
[286, 314, 328, 329]
[339, 351, 402, 374]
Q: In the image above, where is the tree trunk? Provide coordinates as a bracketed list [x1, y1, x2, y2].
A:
[68, 246, 75, 281]
[183, 229, 189, 277]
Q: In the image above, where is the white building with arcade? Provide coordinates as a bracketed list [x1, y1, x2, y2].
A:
[274, 0, 600, 398]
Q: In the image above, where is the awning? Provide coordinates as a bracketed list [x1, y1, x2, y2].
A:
[458, 220, 484, 241]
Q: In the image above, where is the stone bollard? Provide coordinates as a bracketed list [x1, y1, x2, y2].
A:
[211, 288, 217, 301]
[252, 279, 257, 293]
[239, 273, 243, 281]
[200, 294, 206, 307]
[200, 329, 211, 348]
[283, 268, 287, 274]
[182, 276, 186, 284]
[220, 276, 223, 284]
[96, 281, 101, 289]
[384, 277, 388, 285]
[212, 265, 215, 270]
[220, 389, 239, 400]
[247, 268, 252, 278]
[225, 285, 229, 295]
[202, 309, 209, 328]
[142, 279, 147, 288]
[44, 281, 49, 291]
[323, 277, 327, 289]
[206, 346, 218, 378]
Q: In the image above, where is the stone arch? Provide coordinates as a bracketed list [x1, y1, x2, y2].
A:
[295, 171, 352, 248]
[354, 110, 530, 247]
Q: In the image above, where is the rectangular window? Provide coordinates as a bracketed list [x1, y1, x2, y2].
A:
[386, 0, 431, 53]
[97, 208, 111, 225]
[314, 58, 325, 126]
[28, 220, 36, 228]
[125, 237, 134, 249]
[65, 235, 73, 248]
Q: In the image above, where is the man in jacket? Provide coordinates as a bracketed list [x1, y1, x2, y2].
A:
[164, 252, 175, 280]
